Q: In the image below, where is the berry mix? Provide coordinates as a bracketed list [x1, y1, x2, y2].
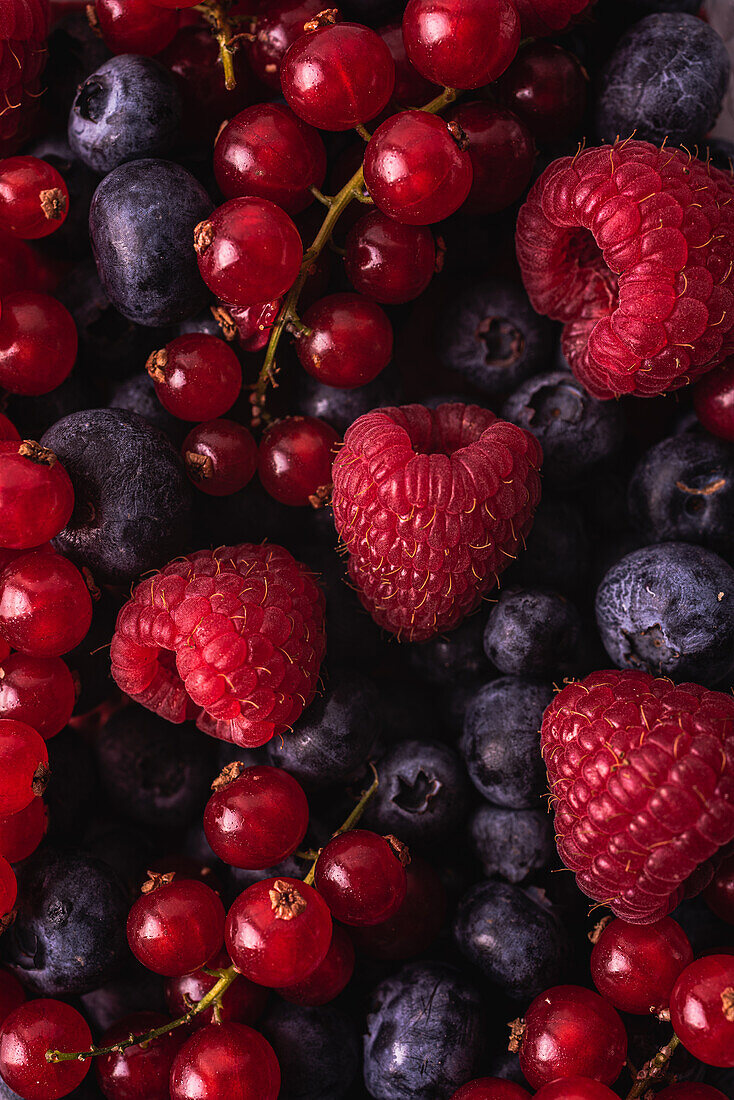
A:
[0, 0, 734, 1098]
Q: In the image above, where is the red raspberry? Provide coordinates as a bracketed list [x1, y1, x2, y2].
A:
[110, 544, 326, 748]
[513, 0, 593, 36]
[516, 140, 734, 399]
[331, 403, 542, 642]
[0, 1, 49, 151]
[542, 670, 734, 924]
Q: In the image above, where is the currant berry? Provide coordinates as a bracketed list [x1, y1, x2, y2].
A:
[402, 0, 520, 89]
[214, 104, 327, 216]
[450, 1080, 532, 1100]
[281, 21, 395, 131]
[345, 212, 436, 304]
[93, 0, 179, 55]
[518, 985, 628, 1089]
[0, 414, 20, 442]
[0, 855, 16, 918]
[0, 551, 93, 658]
[315, 829, 409, 925]
[95, 1012, 185, 1100]
[0, 157, 69, 240]
[258, 415, 340, 506]
[0, 998, 92, 1100]
[448, 102, 535, 214]
[147, 334, 242, 422]
[247, 0, 325, 90]
[590, 917, 693, 1015]
[532, 1080, 621, 1100]
[277, 923, 355, 1005]
[0, 292, 78, 396]
[151, 0, 199, 7]
[127, 876, 226, 978]
[182, 420, 258, 496]
[0, 441, 74, 550]
[670, 955, 734, 1068]
[349, 855, 447, 959]
[0, 796, 47, 863]
[0, 653, 76, 740]
[363, 111, 473, 224]
[225, 876, 332, 987]
[224, 299, 282, 353]
[0, 969, 25, 1029]
[694, 362, 734, 442]
[379, 22, 439, 108]
[705, 854, 734, 924]
[496, 42, 588, 147]
[195, 198, 302, 309]
[296, 293, 393, 387]
[165, 948, 267, 1029]
[169, 1022, 280, 1100]
[0, 718, 49, 816]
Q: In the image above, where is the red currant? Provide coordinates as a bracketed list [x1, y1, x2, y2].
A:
[214, 104, 327, 216]
[0, 413, 19, 442]
[170, 1022, 280, 1100]
[165, 948, 267, 1029]
[0, 441, 74, 550]
[590, 916, 693, 1015]
[127, 876, 226, 978]
[296, 293, 393, 387]
[225, 876, 332, 987]
[277, 923, 355, 1005]
[0, 653, 76, 740]
[656, 1087, 729, 1100]
[379, 22, 439, 108]
[315, 829, 408, 926]
[225, 299, 282, 353]
[258, 415, 340, 506]
[281, 21, 395, 131]
[0, 855, 16, 919]
[532, 1080, 621, 1100]
[450, 1080, 531, 1100]
[204, 764, 309, 869]
[247, 0, 325, 90]
[402, 0, 520, 89]
[350, 855, 446, 959]
[449, 102, 535, 214]
[0, 796, 47, 863]
[0, 998, 92, 1100]
[195, 198, 302, 309]
[0, 969, 25, 1030]
[363, 111, 473, 224]
[182, 419, 258, 496]
[518, 985, 627, 1089]
[151, 0, 199, 8]
[0, 157, 69, 240]
[496, 42, 588, 147]
[705, 854, 734, 924]
[694, 361, 734, 442]
[0, 292, 77, 396]
[0, 718, 49, 816]
[670, 954, 734, 1067]
[147, 334, 242, 422]
[94, 0, 179, 55]
[0, 551, 93, 658]
[95, 1012, 185, 1100]
[345, 212, 436, 304]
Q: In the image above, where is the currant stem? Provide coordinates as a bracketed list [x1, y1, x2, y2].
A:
[302, 762, 379, 886]
[625, 1034, 680, 1099]
[196, 2, 239, 90]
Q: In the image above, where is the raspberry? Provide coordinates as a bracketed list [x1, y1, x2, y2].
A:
[513, 0, 593, 36]
[331, 403, 542, 642]
[542, 669, 734, 924]
[0, 1, 49, 151]
[516, 140, 734, 399]
[110, 544, 326, 748]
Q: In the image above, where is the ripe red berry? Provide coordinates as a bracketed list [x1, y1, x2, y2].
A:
[147, 334, 242, 422]
[518, 985, 628, 1089]
[258, 416, 340, 506]
[0, 796, 47, 864]
[591, 917, 693, 1015]
[95, 1012, 185, 1100]
[694, 361, 734, 442]
[246, 0, 325, 90]
[705, 853, 734, 924]
[0, 414, 19, 442]
[0, 653, 76, 741]
[451, 1080, 532, 1100]
[532, 1080, 620, 1100]
[165, 948, 267, 1029]
[0, 292, 78, 396]
[449, 102, 535, 215]
[0, 969, 25, 1029]
[345, 212, 436, 304]
[0, 718, 49, 816]
[0, 441, 74, 550]
[670, 955, 734, 1067]
[281, 21, 395, 131]
[224, 299, 282, 353]
[296, 292, 393, 387]
[277, 923, 355, 1005]
[93, 0, 179, 55]
[402, 0, 520, 89]
[225, 876, 332, 987]
[127, 876, 226, 978]
[152, 0, 199, 7]
[214, 104, 327, 216]
[496, 42, 588, 147]
[363, 111, 473, 225]
[314, 829, 409, 926]
[349, 855, 447, 959]
[0, 855, 16, 919]
[0, 551, 93, 658]
[379, 22, 439, 108]
[195, 198, 302, 309]
[0, 998, 92, 1100]
[0, 157, 69, 240]
[182, 419, 258, 496]
[169, 1022, 280, 1100]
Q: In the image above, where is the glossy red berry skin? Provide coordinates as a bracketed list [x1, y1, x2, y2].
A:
[350, 855, 447, 959]
[225, 876, 332, 987]
[0, 855, 16, 918]
[670, 955, 734, 1067]
[196, 197, 302, 309]
[694, 361, 734, 442]
[496, 42, 588, 147]
[0, 969, 25, 1029]
[705, 854, 734, 924]
[277, 923, 355, 1005]
[379, 22, 439, 108]
[0, 414, 19, 442]
[0, 551, 92, 658]
[297, 293, 393, 387]
[152, 0, 199, 7]
[0, 292, 78, 396]
[247, 0, 325, 90]
[95, 1012, 185, 1100]
[258, 416, 340, 506]
[127, 878, 226, 978]
[0, 442, 74, 550]
[0, 796, 47, 863]
[0, 654, 76, 741]
[214, 105, 327, 216]
[204, 764, 309, 869]
[315, 829, 408, 926]
[0, 998, 92, 1100]
[450, 1080, 532, 1100]
[363, 111, 473, 225]
[656, 1086, 729, 1100]
[345, 212, 436, 304]
[169, 1022, 280, 1100]
[183, 420, 258, 497]
[532, 1080, 621, 1100]
[148, 334, 242, 422]
[449, 102, 535, 215]
[591, 917, 693, 1015]
[281, 22, 395, 131]
[165, 949, 267, 1029]
[94, 0, 179, 55]
[0, 718, 48, 816]
[519, 985, 628, 1089]
[0, 157, 69, 240]
[403, 0, 520, 89]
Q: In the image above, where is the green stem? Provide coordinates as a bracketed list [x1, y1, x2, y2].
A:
[303, 763, 379, 886]
[625, 1035, 680, 1100]
[196, 2, 239, 89]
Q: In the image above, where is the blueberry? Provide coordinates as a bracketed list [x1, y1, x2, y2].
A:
[80, 961, 166, 1032]
[89, 158, 212, 326]
[502, 371, 623, 485]
[622, 0, 700, 10]
[453, 880, 568, 1000]
[45, 728, 98, 840]
[26, 135, 96, 260]
[4, 849, 129, 997]
[438, 279, 554, 395]
[509, 495, 589, 595]
[628, 433, 734, 560]
[363, 962, 485, 1100]
[461, 678, 553, 808]
[109, 373, 185, 442]
[406, 614, 491, 686]
[259, 1002, 360, 1100]
[469, 805, 555, 883]
[596, 14, 730, 148]
[41, 408, 192, 584]
[296, 367, 403, 434]
[69, 55, 182, 174]
[595, 542, 734, 685]
[440, 678, 485, 739]
[483, 587, 583, 677]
